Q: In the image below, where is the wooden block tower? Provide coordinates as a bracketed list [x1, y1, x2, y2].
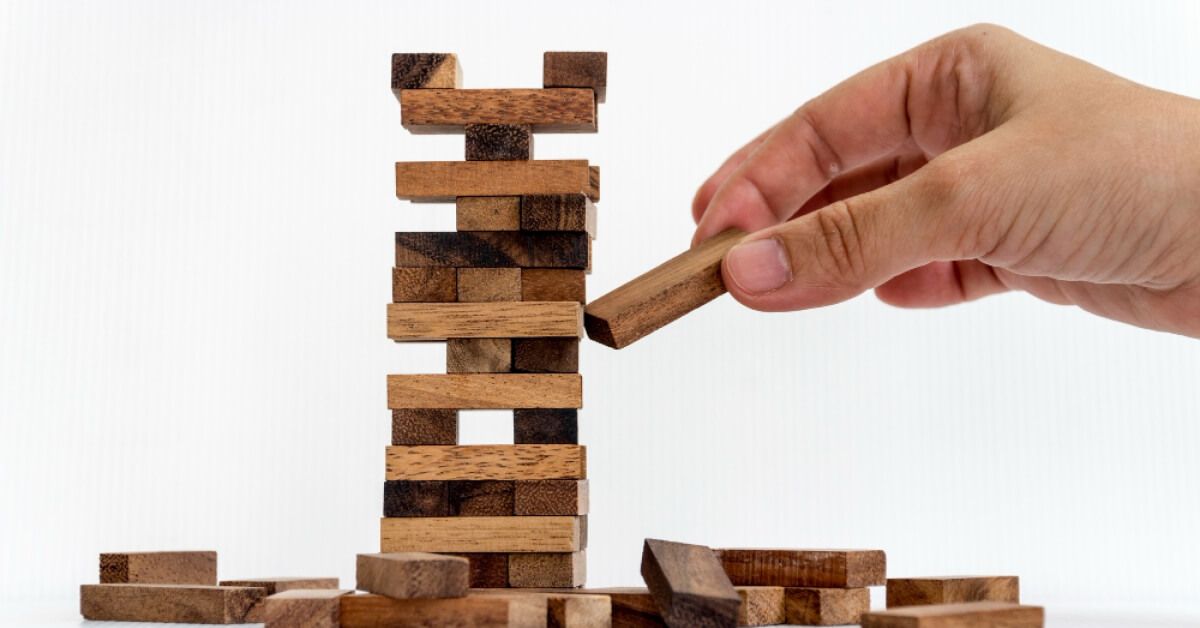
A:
[384, 52, 606, 589]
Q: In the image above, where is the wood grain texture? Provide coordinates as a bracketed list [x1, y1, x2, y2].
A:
[714, 549, 887, 588]
[513, 339, 579, 373]
[391, 53, 460, 91]
[388, 303, 581, 341]
[522, 269, 585, 303]
[401, 89, 595, 132]
[543, 52, 607, 102]
[641, 538, 739, 628]
[784, 587, 870, 626]
[457, 196, 521, 231]
[383, 480, 515, 517]
[386, 445, 586, 480]
[80, 584, 263, 623]
[514, 409, 578, 444]
[453, 553, 510, 589]
[447, 339, 513, 373]
[584, 229, 745, 349]
[473, 590, 613, 628]
[263, 589, 351, 628]
[521, 194, 596, 236]
[219, 577, 340, 596]
[860, 602, 1045, 627]
[466, 124, 533, 161]
[396, 160, 596, 201]
[735, 587, 785, 627]
[396, 232, 590, 269]
[393, 409, 458, 445]
[387, 374, 583, 409]
[393, 267, 458, 303]
[584, 588, 664, 628]
[508, 552, 586, 588]
[514, 479, 588, 515]
[356, 553, 469, 600]
[887, 577, 1019, 608]
[99, 551, 217, 585]
[340, 593, 546, 628]
[381, 516, 583, 553]
[458, 268, 523, 302]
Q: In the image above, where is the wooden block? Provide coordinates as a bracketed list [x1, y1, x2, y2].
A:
[79, 584, 264, 623]
[886, 576, 1019, 608]
[735, 586, 785, 627]
[521, 194, 596, 236]
[512, 339, 579, 373]
[393, 267, 458, 303]
[588, 166, 600, 202]
[220, 577, 340, 596]
[522, 269, 586, 303]
[714, 549, 886, 588]
[384, 480, 451, 517]
[584, 588, 664, 628]
[381, 516, 584, 553]
[448, 338, 513, 373]
[453, 553, 510, 588]
[458, 268, 523, 302]
[509, 552, 586, 588]
[466, 124, 533, 161]
[386, 445, 586, 480]
[356, 552, 469, 600]
[387, 374, 582, 409]
[396, 160, 597, 201]
[544, 52, 608, 102]
[389, 303, 580, 341]
[514, 479, 588, 515]
[340, 593, 546, 628]
[641, 538, 739, 628]
[585, 229, 744, 349]
[861, 602, 1045, 627]
[784, 587, 869, 626]
[393, 409, 458, 445]
[401, 89, 596, 132]
[264, 589, 351, 628]
[446, 480, 516, 516]
[514, 409, 578, 444]
[391, 53, 460, 91]
[99, 551, 216, 585]
[396, 231, 590, 269]
[472, 590, 612, 628]
[457, 196, 522, 231]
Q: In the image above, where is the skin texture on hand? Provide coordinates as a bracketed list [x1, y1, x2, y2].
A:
[693, 24, 1200, 338]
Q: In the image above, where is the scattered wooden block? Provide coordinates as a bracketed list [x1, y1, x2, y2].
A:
[641, 538, 740, 628]
[396, 160, 597, 201]
[453, 553, 510, 588]
[509, 552, 586, 588]
[393, 267, 457, 302]
[356, 552, 469, 600]
[467, 124, 533, 161]
[514, 479, 588, 515]
[80, 584, 263, 623]
[735, 586, 785, 627]
[784, 587, 870, 626]
[391, 53, 460, 92]
[263, 589, 351, 628]
[396, 231, 590, 269]
[389, 303, 581, 341]
[715, 549, 887, 588]
[886, 576, 1019, 608]
[512, 338, 579, 373]
[522, 269, 586, 303]
[521, 194, 596, 236]
[219, 577, 340, 622]
[383, 480, 516, 517]
[585, 588, 664, 628]
[393, 409, 458, 445]
[471, 589, 612, 627]
[381, 515, 584, 553]
[386, 444, 586, 480]
[448, 338, 513, 373]
[544, 52, 608, 102]
[400, 89, 596, 132]
[585, 229, 744, 349]
[860, 601, 1045, 627]
[458, 268, 523, 302]
[514, 409, 578, 444]
[457, 196, 521, 231]
[387, 374, 583, 409]
[340, 593, 546, 628]
[99, 551, 217, 585]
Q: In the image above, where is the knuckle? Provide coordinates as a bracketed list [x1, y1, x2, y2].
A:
[810, 200, 869, 287]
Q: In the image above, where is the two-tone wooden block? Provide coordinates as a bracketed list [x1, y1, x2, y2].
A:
[784, 587, 870, 626]
[544, 52, 608, 102]
[886, 576, 1019, 608]
[392, 53, 460, 93]
[99, 551, 217, 585]
[714, 548, 887, 588]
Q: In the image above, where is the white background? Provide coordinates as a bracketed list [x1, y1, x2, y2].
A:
[2, 1, 1198, 625]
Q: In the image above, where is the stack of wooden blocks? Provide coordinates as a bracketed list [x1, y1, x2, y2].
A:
[384, 51, 606, 590]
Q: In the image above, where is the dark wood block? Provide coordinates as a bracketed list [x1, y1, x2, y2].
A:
[521, 194, 596, 236]
[396, 232, 589, 269]
[80, 584, 263, 623]
[447, 338, 512, 373]
[543, 52, 607, 102]
[887, 576, 1019, 608]
[451, 553, 510, 589]
[449, 480, 515, 516]
[586, 587, 664, 627]
[512, 338, 579, 373]
[785, 587, 870, 626]
[514, 408, 578, 444]
[391, 53, 459, 92]
[508, 552, 586, 588]
[715, 549, 887, 588]
[457, 268, 522, 302]
[861, 602, 1045, 627]
[392, 267, 457, 303]
[522, 269, 586, 303]
[641, 538, 739, 628]
[384, 480, 450, 517]
[456, 196, 521, 231]
[466, 124, 532, 161]
[392, 409, 458, 446]
[99, 551, 216, 585]
[356, 552, 469, 600]
[514, 479, 588, 515]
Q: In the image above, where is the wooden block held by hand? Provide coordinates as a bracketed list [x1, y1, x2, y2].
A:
[100, 551, 217, 585]
[392, 53, 460, 92]
[80, 584, 263, 623]
[356, 552, 468, 600]
[544, 52, 608, 102]
[861, 601, 1044, 627]
[263, 589, 351, 628]
[784, 587, 870, 626]
[641, 538, 740, 628]
[387, 374, 582, 409]
[466, 124, 532, 161]
[715, 549, 886, 588]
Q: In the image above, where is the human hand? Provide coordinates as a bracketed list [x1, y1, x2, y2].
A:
[693, 24, 1200, 338]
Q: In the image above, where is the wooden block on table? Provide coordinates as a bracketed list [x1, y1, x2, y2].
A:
[544, 52, 608, 102]
[522, 269, 586, 303]
[79, 584, 263, 623]
[521, 194, 596, 236]
[219, 577, 340, 596]
[641, 538, 739, 628]
[736, 586, 785, 627]
[509, 552, 586, 588]
[387, 374, 582, 409]
[448, 338, 513, 373]
[386, 444, 586, 480]
[860, 602, 1045, 627]
[584, 229, 744, 349]
[887, 576, 1019, 608]
[393, 409, 458, 445]
[458, 268, 523, 302]
[389, 303, 581, 341]
[784, 587, 870, 626]
[472, 590, 611, 628]
[264, 589, 351, 628]
[714, 549, 886, 588]
[514, 409, 578, 444]
[584, 588, 664, 628]
[99, 551, 216, 585]
[400, 89, 596, 132]
[457, 196, 521, 231]
[395, 232, 590, 269]
[453, 553, 510, 588]
[512, 339, 579, 373]
[467, 124, 533, 161]
[381, 515, 584, 553]
[383, 480, 515, 517]
[393, 267, 458, 302]
[514, 479, 588, 515]
[396, 160, 597, 201]
[340, 593, 546, 628]
[391, 53, 460, 92]
[356, 552, 469, 600]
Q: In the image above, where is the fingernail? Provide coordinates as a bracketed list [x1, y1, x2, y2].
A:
[725, 237, 792, 294]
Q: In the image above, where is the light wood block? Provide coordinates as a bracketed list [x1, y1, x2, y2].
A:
[384, 480, 515, 517]
[544, 52, 607, 102]
[447, 338, 513, 373]
[861, 602, 1045, 627]
[389, 303, 581, 341]
[887, 576, 1019, 608]
[393, 409, 458, 445]
[458, 268, 523, 302]
[387, 445, 586, 480]
[381, 516, 584, 553]
[514, 409, 578, 444]
[641, 538, 739, 628]
[514, 479, 588, 515]
[457, 196, 521, 231]
[522, 269, 586, 303]
[400, 89, 596, 132]
[80, 584, 263, 624]
[473, 589, 612, 627]
[736, 586, 785, 627]
[785, 587, 869, 626]
[99, 551, 216, 585]
[264, 589, 351, 628]
[393, 267, 458, 302]
[396, 160, 596, 201]
[387, 374, 582, 409]
[715, 549, 887, 588]
[512, 338, 579, 373]
[356, 553, 469, 600]
[396, 231, 590, 269]
[509, 552, 586, 588]
[392, 53, 460, 91]
[467, 124, 533, 161]
[521, 194, 596, 236]
[340, 593, 546, 628]
[219, 577, 340, 596]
